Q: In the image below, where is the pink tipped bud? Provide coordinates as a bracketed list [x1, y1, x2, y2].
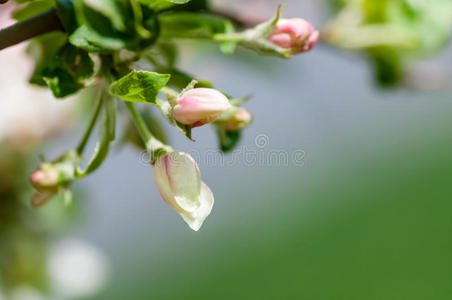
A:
[219, 107, 253, 131]
[173, 88, 232, 128]
[269, 18, 319, 54]
[153, 152, 214, 231]
[30, 167, 59, 192]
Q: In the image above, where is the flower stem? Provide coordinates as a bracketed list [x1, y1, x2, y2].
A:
[125, 102, 172, 162]
[0, 9, 63, 50]
[125, 102, 152, 142]
[76, 91, 104, 155]
[213, 33, 244, 43]
[160, 87, 178, 97]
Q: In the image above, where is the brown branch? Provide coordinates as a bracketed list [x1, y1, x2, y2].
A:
[0, 9, 64, 50]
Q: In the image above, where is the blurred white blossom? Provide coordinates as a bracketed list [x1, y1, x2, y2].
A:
[48, 238, 109, 299]
[0, 45, 76, 150]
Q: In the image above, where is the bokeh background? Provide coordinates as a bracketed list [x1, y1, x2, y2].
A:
[1, 0, 452, 299]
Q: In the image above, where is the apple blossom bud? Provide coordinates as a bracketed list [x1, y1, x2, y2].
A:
[30, 166, 59, 192]
[218, 107, 253, 131]
[269, 18, 319, 54]
[173, 88, 232, 128]
[153, 152, 214, 231]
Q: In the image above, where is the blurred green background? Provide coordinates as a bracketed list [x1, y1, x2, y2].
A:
[2, 0, 452, 299]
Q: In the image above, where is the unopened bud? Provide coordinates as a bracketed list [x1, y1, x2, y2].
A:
[153, 152, 214, 231]
[269, 18, 319, 54]
[218, 107, 252, 131]
[30, 166, 59, 192]
[173, 88, 232, 128]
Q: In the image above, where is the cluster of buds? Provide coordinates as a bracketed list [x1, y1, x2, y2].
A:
[152, 86, 252, 230]
[26, 7, 316, 232]
[29, 152, 76, 207]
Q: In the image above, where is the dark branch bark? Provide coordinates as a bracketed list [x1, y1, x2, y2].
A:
[0, 9, 64, 50]
[0, 7, 257, 52]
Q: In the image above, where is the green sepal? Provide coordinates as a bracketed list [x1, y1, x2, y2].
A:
[214, 5, 291, 59]
[75, 97, 116, 178]
[216, 126, 242, 153]
[155, 98, 194, 141]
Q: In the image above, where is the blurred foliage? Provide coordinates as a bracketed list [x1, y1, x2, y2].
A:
[324, 0, 452, 86]
[0, 143, 83, 296]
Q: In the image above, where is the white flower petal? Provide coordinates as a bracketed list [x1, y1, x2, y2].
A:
[154, 156, 177, 211]
[48, 238, 109, 299]
[166, 152, 201, 212]
[181, 182, 215, 231]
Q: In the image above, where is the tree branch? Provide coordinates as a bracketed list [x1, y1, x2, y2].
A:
[0, 9, 64, 50]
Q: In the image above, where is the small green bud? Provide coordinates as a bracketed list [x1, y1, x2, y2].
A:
[217, 107, 253, 131]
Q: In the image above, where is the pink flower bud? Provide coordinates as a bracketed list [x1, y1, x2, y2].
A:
[218, 107, 253, 131]
[269, 18, 319, 54]
[173, 88, 232, 128]
[30, 167, 59, 192]
[153, 152, 214, 231]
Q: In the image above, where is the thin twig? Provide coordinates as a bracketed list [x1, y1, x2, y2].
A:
[0, 9, 63, 50]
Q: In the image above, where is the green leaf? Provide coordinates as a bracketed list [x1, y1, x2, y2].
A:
[43, 69, 83, 98]
[58, 43, 95, 81]
[27, 32, 68, 86]
[216, 126, 241, 153]
[110, 70, 170, 104]
[69, 0, 160, 52]
[138, 0, 191, 11]
[40, 43, 95, 98]
[56, 0, 78, 32]
[369, 47, 402, 87]
[84, 0, 129, 32]
[69, 25, 124, 52]
[12, 0, 55, 21]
